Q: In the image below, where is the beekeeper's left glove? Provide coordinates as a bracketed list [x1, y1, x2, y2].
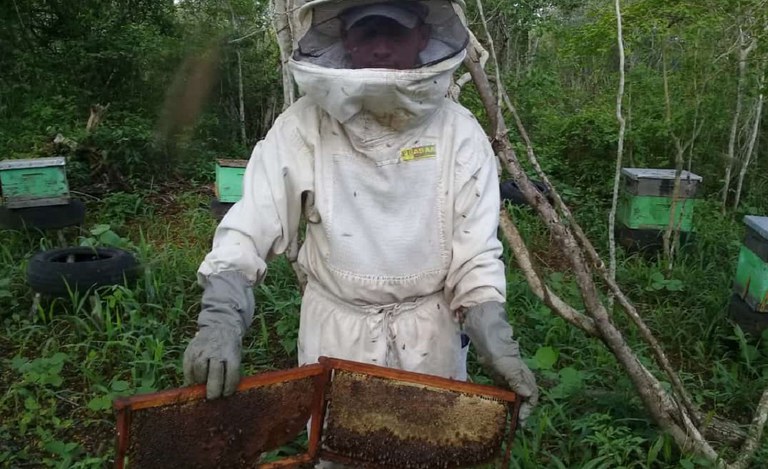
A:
[462, 301, 539, 426]
[183, 271, 254, 400]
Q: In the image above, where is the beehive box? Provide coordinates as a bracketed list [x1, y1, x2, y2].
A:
[617, 168, 702, 231]
[215, 159, 248, 203]
[733, 216, 768, 313]
[0, 157, 70, 208]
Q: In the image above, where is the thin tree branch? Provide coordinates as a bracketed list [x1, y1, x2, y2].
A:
[609, 0, 627, 306]
[465, 46, 719, 462]
[271, 0, 295, 109]
[723, 30, 756, 213]
[455, 29, 488, 91]
[728, 388, 768, 469]
[225, 0, 247, 145]
[229, 27, 266, 44]
[501, 84, 704, 431]
[474, 0, 504, 141]
[467, 4, 718, 457]
[499, 213, 599, 336]
[12, 0, 26, 32]
[733, 22, 765, 211]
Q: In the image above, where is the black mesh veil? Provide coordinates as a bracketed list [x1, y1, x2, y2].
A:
[294, 0, 469, 69]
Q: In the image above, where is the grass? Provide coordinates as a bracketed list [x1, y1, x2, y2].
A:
[1, 188, 767, 468]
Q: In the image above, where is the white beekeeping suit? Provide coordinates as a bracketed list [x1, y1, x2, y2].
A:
[184, 0, 537, 426]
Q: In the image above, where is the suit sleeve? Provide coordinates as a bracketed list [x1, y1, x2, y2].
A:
[445, 130, 506, 310]
[197, 107, 313, 287]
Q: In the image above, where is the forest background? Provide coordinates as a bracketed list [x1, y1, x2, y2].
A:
[1, 0, 768, 467]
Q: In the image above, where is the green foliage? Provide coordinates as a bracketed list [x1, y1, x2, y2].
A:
[1, 0, 768, 466]
[575, 414, 647, 466]
[485, 0, 767, 211]
[0, 192, 218, 466]
[0, 277, 10, 299]
[254, 257, 303, 366]
[11, 352, 69, 389]
[645, 270, 685, 292]
[0, 177, 766, 466]
[99, 191, 152, 225]
[79, 224, 136, 250]
[495, 169, 767, 467]
[0, 0, 279, 190]
[87, 379, 143, 412]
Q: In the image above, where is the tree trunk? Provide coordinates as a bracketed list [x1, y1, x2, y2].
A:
[661, 41, 682, 266]
[465, 2, 768, 466]
[227, 0, 247, 145]
[86, 104, 109, 133]
[468, 3, 716, 459]
[236, 49, 247, 145]
[272, 0, 295, 110]
[470, 51, 719, 460]
[723, 30, 757, 213]
[733, 64, 765, 211]
[660, 40, 704, 268]
[608, 0, 627, 301]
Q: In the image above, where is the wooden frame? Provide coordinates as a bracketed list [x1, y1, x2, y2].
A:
[113, 358, 520, 468]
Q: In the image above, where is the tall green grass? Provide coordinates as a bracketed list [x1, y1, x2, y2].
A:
[1, 192, 766, 467]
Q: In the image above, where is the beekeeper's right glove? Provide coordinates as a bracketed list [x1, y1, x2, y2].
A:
[183, 271, 254, 400]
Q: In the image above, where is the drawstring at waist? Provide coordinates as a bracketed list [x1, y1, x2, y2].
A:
[305, 281, 445, 367]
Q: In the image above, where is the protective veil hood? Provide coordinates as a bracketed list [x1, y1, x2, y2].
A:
[289, 52, 464, 131]
[288, 0, 469, 134]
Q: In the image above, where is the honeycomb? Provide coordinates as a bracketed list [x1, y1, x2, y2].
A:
[323, 370, 508, 468]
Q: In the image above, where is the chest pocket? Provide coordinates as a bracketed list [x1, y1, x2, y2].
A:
[326, 152, 444, 278]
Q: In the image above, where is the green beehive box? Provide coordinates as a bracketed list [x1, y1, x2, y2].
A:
[215, 159, 248, 203]
[0, 157, 70, 208]
[617, 168, 702, 231]
[733, 216, 768, 313]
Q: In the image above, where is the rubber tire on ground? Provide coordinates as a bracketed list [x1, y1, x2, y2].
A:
[26, 247, 140, 297]
[499, 179, 551, 206]
[210, 198, 235, 221]
[0, 199, 86, 230]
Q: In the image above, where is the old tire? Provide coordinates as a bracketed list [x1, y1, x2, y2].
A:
[0, 199, 86, 230]
[26, 247, 139, 297]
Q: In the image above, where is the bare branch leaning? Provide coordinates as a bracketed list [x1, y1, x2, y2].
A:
[465, 2, 768, 467]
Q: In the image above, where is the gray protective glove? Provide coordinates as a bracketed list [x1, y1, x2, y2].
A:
[183, 271, 254, 399]
[462, 302, 538, 426]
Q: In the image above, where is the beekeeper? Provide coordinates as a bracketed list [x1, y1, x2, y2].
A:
[183, 0, 538, 423]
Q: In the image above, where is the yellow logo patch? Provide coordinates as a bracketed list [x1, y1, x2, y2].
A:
[400, 145, 436, 162]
